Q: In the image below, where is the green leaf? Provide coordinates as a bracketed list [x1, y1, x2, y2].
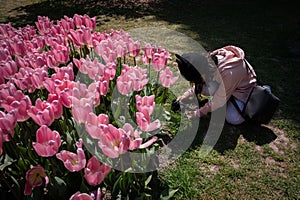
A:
[160, 188, 179, 200]
[145, 174, 152, 186]
[48, 176, 67, 199]
[0, 154, 15, 171]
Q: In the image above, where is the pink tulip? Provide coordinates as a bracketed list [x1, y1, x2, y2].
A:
[56, 139, 86, 172]
[70, 192, 93, 200]
[35, 16, 52, 35]
[129, 67, 149, 91]
[122, 123, 158, 150]
[0, 59, 18, 80]
[71, 97, 93, 124]
[136, 95, 155, 115]
[122, 123, 142, 150]
[0, 110, 17, 155]
[32, 125, 61, 157]
[1, 90, 32, 122]
[84, 156, 111, 186]
[159, 67, 178, 88]
[98, 124, 130, 158]
[28, 98, 55, 126]
[104, 62, 116, 80]
[98, 78, 109, 96]
[152, 52, 168, 71]
[116, 73, 132, 95]
[47, 94, 63, 119]
[70, 188, 102, 200]
[127, 39, 140, 57]
[8, 38, 27, 56]
[136, 111, 161, 132]
[51, 44, 70, 64]
[24, 165, 49, 195]
[85, 112, 109, 139]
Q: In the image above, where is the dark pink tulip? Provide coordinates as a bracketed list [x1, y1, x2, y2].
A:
[57, 17, 74, 35]
[52, 44, 70, 64]
[0, 23, 16, 37]
[8, 39, 27, 56]
[53, 62, 74, 81]
[30, 67, 48, 90]
[0, 59, 18, 80]
[85, 112, 109, 139]
[27, 54, 47, 69]
[69, 28, 93, 47]
[98, 78, 109, 96]
[44, 51, 58, 68]
[136, 111, 161, 132]
[0, 48, 11, 62]
[84, 156, 111, 186]
[35, 16, 52, 35]
[28, 98, 55, 126]
[24, 165, 49, 195]
[1, 90, 32, 122]
[70, 188, 102, 200]
[0, 110, 17, 155]
[69, 192, 93, 200]
[159, 67, 178, 88]
[136, 95, 155, 115]
[56, 139, 86, 172]
[32, 125, 61, 157]
[98, 124, 130, 158]
[15, 55, 30, 68]
[47, 94, 63, 119]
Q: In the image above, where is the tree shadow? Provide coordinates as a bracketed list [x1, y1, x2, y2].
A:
[2, 0, 161, 28]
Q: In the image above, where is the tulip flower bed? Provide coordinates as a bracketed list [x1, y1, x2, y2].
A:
[0, 14, 182, 199]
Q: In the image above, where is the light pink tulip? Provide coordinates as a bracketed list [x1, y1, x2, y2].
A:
[32, 125, 61, 157]
[128, 67, 149, 91]
[24, 165, 49, 195]
[122, 123, 158, 150]
[98, 124, 130, 158]
[56, 139, 86, 172]
[136, 95, 155, 115]
[84, 156, 111, 186]
[127, 39, 140, 57]
[85, 112, 109, 139]
[116, 73, 132, 95]
[136, 111, 161, 132]
[152, 52, 168, 71]
[28, 98, 55, 126]
[159, 67, 178, 88]
[71, 97, 93, 124]
[122, 123, 142, 150]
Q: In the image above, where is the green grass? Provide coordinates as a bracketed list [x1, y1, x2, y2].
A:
[0, 0, 299, 199]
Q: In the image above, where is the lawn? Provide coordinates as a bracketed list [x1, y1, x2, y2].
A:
[0, 0, 299, 199]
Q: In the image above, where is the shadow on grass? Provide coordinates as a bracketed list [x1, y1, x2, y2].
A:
[191, 116, 277, 154]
